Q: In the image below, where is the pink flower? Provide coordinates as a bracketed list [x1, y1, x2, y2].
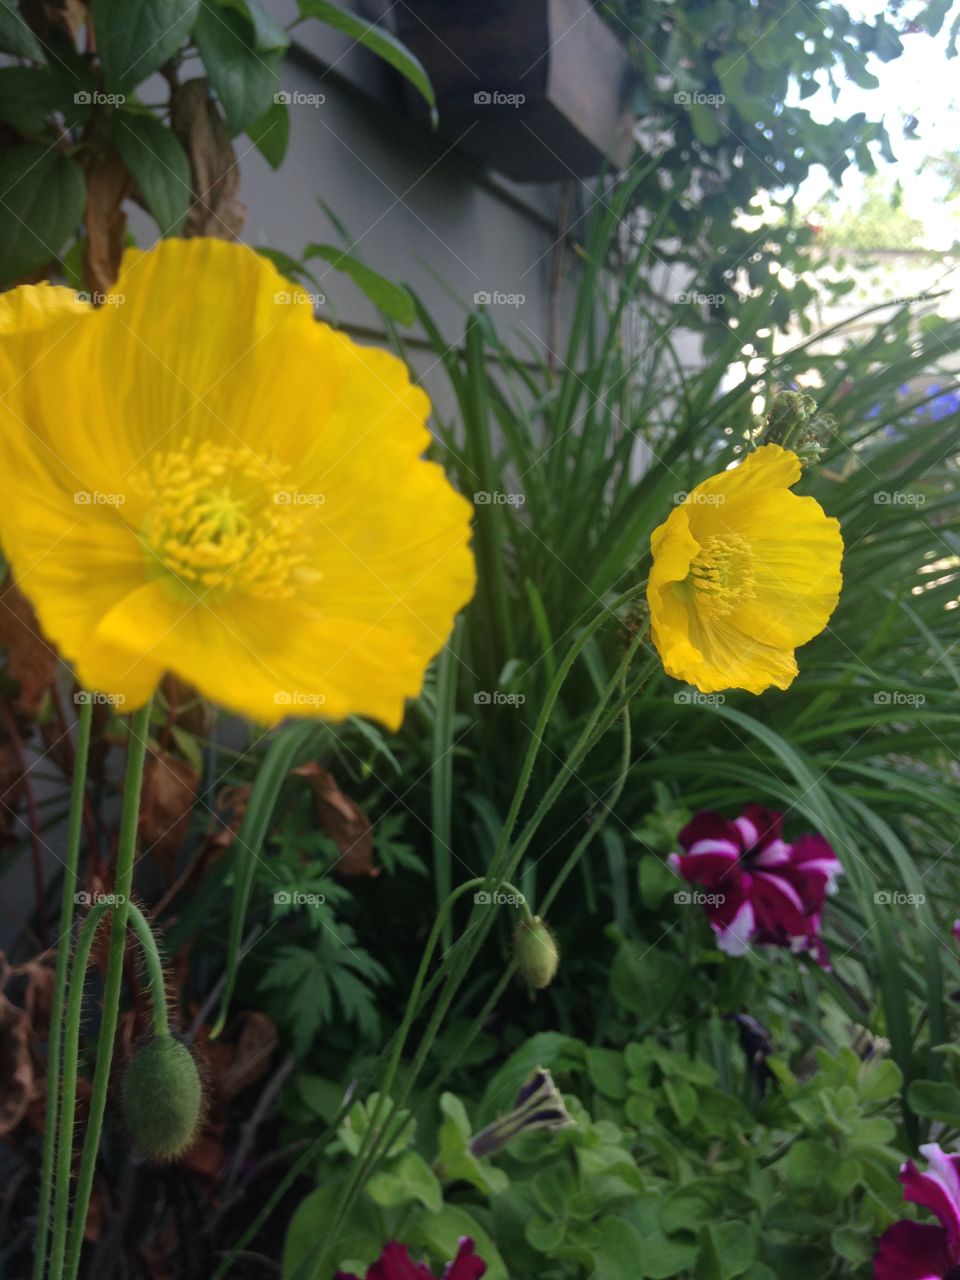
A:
[668, 804, 842, 967]
[875, 1144, 960, 1278]
[335, 1238, 486, 1280]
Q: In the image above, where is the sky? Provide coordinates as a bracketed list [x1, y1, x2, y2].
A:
[794, 7, 960, 248]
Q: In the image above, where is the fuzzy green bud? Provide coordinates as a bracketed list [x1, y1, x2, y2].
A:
[513, 916, 559, 991]
[121, 1035, 203, 1161]
[760, 390, 835, 465]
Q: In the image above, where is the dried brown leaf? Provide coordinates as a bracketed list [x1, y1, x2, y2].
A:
[294, 763, 378, 877]
[0, 988, 34, 1138]
[139, 751, 200, 880]
[0, 576, 57, 717]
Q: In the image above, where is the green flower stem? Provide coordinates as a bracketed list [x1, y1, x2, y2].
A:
[308, 623, 649, 1277]
[64, 699, 152, 1280]
[33, 694, 93, 1280]
[48, 901, 113, 1280]
[126, 903, 169, 1037]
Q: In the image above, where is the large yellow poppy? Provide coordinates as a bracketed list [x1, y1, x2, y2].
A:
[648, 445, 842, 694]
[0, 239, 475, 729]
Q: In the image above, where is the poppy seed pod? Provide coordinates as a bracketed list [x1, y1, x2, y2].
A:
[513, 916, 559, 990]
[121, 1035, 203, 1162]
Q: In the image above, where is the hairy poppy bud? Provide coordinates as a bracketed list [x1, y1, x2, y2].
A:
[513, 915, 559, 991]
[121, 1035, 203, 1161]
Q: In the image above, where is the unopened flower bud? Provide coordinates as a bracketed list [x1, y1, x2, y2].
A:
[470, 1067, 574, 1157]
[121, 1034, 203, 1161]
[513, 915, 559, 991]
[760, 390, 834, 465]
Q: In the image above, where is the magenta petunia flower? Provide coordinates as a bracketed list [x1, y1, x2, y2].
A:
[668, 804, 842, 967]
[335, 1237, 486, 1280]
[875, 1144, 960, 1278]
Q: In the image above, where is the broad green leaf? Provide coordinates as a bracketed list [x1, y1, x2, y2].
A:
[218, 0, 289, 52]
[409, 1205, 507, 1280]
[0, 0, 45, 61]
[282, 1178, 381, 1280]
[113, 112, 191, 235]
[92, 0, 199, 90]
[304, 243, 415, 324]
[194, 0, 281, 135]
[908, 1079, 960, 1124]
[698, 1221, 757, 1280]
[296, 0, 436, 124]
[246, 97, 290, 169]
[0, 67, 82, 132]
[367, 1149, 442, 1212]
[0, 145, 85, 288]
[590, 1216, 646, 1280]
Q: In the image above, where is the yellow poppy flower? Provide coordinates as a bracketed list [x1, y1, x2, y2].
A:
[647, 444, 842, 694]
[0, 239, 475, 729]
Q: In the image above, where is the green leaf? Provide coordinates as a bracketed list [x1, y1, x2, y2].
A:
[194, 0, 280, 134]
[367, 1149, 442, 1213]
[698, 1221, 757, 1280]
[246, 97, 290, 169]
[586, 1047, 628, 1100]
[689, 102, 722, 146]
[92, 0, 199, 90]
[282, 1177, 381, 1280]
[113, 112, 191, 235]
[641, 1232, 699, 1278]
[0, 145, 85, 288]
[217, 0, 289, 52]
[785, 1139, 835, 1191]
[409, 1205, 507, 1280]
[0, 1, 45, 61]
[590, 1216, 646, 1279]
[296, 0, 436, 125]
[0, 67, 82, 132]
[908, 1079, 960, 1125]
[304, 243, 416, 324]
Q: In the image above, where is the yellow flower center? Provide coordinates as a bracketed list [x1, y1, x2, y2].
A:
[137, 442, 318, 600]
[688, 532, 757, 619]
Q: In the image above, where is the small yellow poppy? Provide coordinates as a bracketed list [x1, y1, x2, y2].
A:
[647, 444, 842, 694]
[0, 239, 475, 729]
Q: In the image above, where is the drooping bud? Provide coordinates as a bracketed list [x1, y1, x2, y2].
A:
[513, 915, 559, 991]
[121, 1034, 203, 1161]
[470, 1067, 574, 1157]
[760, 389, 835, 465]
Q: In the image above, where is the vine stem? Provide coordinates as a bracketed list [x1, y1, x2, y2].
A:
[63, 699, 153, 1280]
[33, 694, 93, 1280]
